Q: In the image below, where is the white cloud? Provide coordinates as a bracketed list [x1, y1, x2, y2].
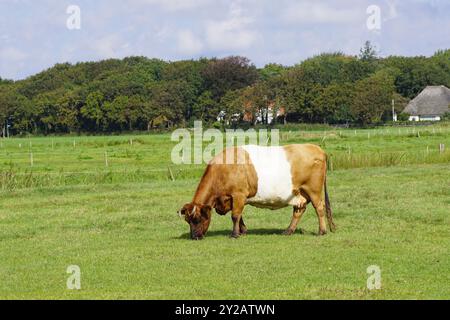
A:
[90, 34, 131, 58]
[0, 46, 28, 61]
[0, 46, 28, 79]
[1, 0, 449, 79]
[177, 30, 204, 55]
[138, 0, 209, 11]
[282, 2, 361, 24]
[205, 1, 259, 51]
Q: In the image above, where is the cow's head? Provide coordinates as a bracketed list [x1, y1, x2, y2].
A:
[178, 203, 212, 240]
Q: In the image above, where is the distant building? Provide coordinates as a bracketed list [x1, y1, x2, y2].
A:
[242, 101, 286, 125]
[218, 101, 286, 125]
[403, 85, 450, 121]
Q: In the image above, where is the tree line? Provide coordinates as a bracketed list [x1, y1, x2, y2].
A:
[1, 42, 449, 135]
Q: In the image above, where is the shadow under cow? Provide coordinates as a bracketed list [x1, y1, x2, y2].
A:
[173, 228, 316, 240]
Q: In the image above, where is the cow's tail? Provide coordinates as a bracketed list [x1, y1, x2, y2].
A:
[324, 167, 336, 233]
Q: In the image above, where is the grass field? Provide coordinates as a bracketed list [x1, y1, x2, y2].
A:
[0, 124, 449, 299]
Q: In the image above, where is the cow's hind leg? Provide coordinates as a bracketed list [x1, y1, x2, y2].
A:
[311, 195, 327, 236]
[283, 196, 308, 236]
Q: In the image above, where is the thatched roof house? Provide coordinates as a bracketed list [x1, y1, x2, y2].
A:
[403, 85, 450, 121]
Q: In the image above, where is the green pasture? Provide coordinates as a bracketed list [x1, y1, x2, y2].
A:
[0, 124, 449, 190]
[0, 124, 449, 299]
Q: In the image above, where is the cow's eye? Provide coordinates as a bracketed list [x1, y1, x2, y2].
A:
[191, 217, 200, 224]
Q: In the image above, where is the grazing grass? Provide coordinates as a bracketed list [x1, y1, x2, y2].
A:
[0, 124, 449, 299]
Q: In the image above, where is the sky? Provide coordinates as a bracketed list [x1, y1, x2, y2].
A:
[0, 0, 449, 80]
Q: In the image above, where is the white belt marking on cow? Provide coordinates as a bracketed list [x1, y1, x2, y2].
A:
[241, 145, 295, 210]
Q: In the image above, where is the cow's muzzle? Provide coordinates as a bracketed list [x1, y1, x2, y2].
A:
[191, 232, 204, 240]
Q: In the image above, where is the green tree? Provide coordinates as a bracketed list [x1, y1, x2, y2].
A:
[57, 91, 82, 133]
[80, 91, 105, 129]
[220, 89, 245, 124]
[259, 63, 287, 81]
[312, 83, 354, 124]
[359, 41, 378, 62]
[192, 91, 217, 122]
[202, 56, 259, 101]
[351, 71, 395, 125]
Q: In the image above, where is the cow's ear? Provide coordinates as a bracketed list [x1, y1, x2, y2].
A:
[178, 204, 193, 216]
[178, 208, 186, 217]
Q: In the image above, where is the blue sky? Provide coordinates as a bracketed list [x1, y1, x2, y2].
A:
[0, 0, 449, 80]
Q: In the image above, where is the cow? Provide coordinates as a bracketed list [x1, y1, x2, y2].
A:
[178, 144, 336, 240]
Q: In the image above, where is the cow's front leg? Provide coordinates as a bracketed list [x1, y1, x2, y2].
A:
[230, 194, 246, 238]
[283, 196, 308, 235]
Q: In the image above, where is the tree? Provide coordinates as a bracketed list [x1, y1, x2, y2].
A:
[149, 80, 192, 125]
[1, 51, 449, 133]
[442, 111, 450, 121]
[359, 41, 378, 62]
[312, 83, 354, 124]
[57, 90, 82, 133]
[80, 91, 105, 129]
[105, 95, 129, 130]
[390, 92, 410, 121]
[192, 91, 217, 122]
[259, 63, 286, 81]
[220, 89, 245, 125]
[202, 56, 259, 101]
[383, 54, 450, 99]
[350, 71, 395, 125]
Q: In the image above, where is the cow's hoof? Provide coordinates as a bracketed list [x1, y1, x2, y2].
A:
[230, 232, 240, 239]
[240, 228, 248, 235]
[282, 229, 295, 236]
[318, 230, 327, 236]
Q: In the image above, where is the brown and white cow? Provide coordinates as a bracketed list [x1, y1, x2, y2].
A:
[178, 144, 336, 240]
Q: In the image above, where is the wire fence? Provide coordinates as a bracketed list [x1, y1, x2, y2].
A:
[1, 128, 449, 190]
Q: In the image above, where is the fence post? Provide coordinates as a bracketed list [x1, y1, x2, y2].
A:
[30, 152, 34, 167]
[328, 155, 334, 172]
[105, 151, 109, 167]
[168, 166, 175, 181]
[439, 144, 445, 154]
